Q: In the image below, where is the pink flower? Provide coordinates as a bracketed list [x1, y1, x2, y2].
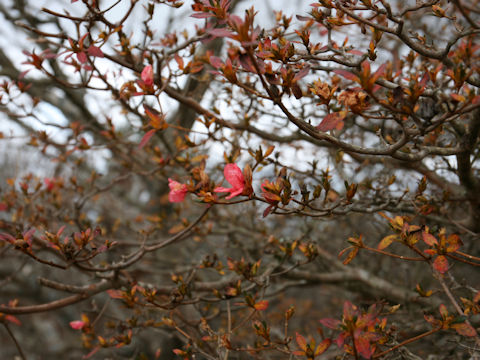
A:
[69, 320, 86, 330]
[168, 178, 188, 203]
[214, 163, 246, 200]
[44, 177, 56, 191]
[141, 65, 154, 86]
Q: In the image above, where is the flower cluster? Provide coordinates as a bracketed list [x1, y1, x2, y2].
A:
[168, 163, 254, 203]
[168, 163, 286, 218]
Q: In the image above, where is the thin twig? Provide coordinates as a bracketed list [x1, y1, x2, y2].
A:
[3, 322, 27, 360]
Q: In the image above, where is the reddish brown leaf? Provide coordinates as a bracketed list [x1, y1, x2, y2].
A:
[83, 346, 100, 359]
[174, 53, 184, 70]
[77, 52, 87, 64]
[263, 204, 274, 218]
[424, 314, 441, 327]
[138, 129, 157, 149]
[106, 289, 124, 299]
[334, 69, 360, 82]
[433, 255, 449, 274]
[5, 315, 21, 326]
[292, 83, 303, 99]
[342, 246, 358, 265]
[296, 14, 311, 21]
[254, 300, 269, 311]
[446, 234, 462, 252]
[191, 12, 213, 18]
[316, 112, 345, 132]
[209, 55, 223, 69]
[416, 283, 433, 297]
[348, 49, 364, 56]
[355, 335, 373, 359]
[87, 45, 104, 58]
[343, 301, 356, 321]
[144, 105, 164, 128]
[293, 66, 310, 82]
[439, 304, 448, 319]
[451, 322, 477, 337]
[422, 231, 438, 246]
[295, 332, 307, 351]
[168, 223, 186, 234]
[315, 338, 331, 355]
[207, 28, 234, 38]
[238, 53, 255, 72]
[319, 318, 341, 329]
[291, 351, 306, 356]
[450, 93, 465, 102]
[378, 234, 398, 250]
[369, 63, 386, 88]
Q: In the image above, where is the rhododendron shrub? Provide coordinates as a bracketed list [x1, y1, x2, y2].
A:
[0, 0, 479, 359]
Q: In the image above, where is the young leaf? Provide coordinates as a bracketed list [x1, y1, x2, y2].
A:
[294, 66, 310, 82]
[138, 129, 157, 149]
[87, 45, 104, 58]
[378, 234, 398, 250]
[451, 322, 477, 337]
[5, 315, 21, 326]
[439, 304, 449, 319]
[295, 332, 307, 351]
[319, 318, 341, 329]
[316, 112, 345, 132]
[315, 338, 331, 355]
[333, 69, 360, 82]
[433, 255, 449, 274]
[422, 231, 438, 246]
[355, 335, 373, 359]
[341, 246, 359, 265]
[254, 300, 269, 311]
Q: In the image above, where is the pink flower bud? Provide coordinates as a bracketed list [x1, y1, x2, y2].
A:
[70, 320, 86, 330]
[141, 65, 154, 86]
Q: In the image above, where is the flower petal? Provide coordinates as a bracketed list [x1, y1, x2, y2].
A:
[224, 163, 244, 188]
[168, 178, 187, 203]
[214, 186, 232, 194]
[70, 320, 86, 330]
[141, 65, 154, 86]
[225, 188, 243, 199]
